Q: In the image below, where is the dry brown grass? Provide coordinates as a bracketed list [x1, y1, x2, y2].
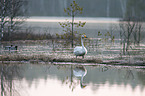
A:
[0, 54, 103, 64]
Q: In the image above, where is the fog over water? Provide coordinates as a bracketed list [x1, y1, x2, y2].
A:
[24, 16, 145, 41]
[24, 16, 120, 37]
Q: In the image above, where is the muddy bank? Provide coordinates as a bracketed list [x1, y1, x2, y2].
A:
[0, 54, 102, 64]
[0, 54, 145, 66]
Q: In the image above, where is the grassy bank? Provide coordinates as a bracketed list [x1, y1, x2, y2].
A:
[0, 54, 103, 64]
[1, 54, 145, 66]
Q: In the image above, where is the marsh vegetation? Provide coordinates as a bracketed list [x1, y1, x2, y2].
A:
[0, 0, 145, 96]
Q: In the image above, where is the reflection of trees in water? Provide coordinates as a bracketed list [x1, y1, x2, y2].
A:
[58, 65, 145, 92]
[62, 76, 79, 92]
[2, 64, 143, 94]
[125, 70, 134, 79]
[83, 66, 145, 92]
[137, 69, 145, 90]
[62, 65, 78, 91]
[0, 64, 23, 96]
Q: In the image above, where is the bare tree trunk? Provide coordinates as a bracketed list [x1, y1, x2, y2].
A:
[1, 67, 4, 96]
[123, 38, 126, 55]
[71, 13, 74, 48]
[119, 0, 127, 18]
[0, 0, 6, 41]
[1, 17, 4, 41]
[10, 0, 14, 35]
[9, 79, 13, 96]
[126, 36, 130, 51]
[119, 20, 136, 53]
[133, 27, 137, 45]
[106, 0, 110, 17]
[137, 23, 142, 45]
[126, 21, 135, 51]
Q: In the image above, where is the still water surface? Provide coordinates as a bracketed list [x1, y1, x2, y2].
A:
[24, 17, 122, 38]
[1, 63, 145, 96]
[1, 17, 145, 96]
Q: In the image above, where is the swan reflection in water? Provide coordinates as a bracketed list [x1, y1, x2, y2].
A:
[73, 66, 87, 88]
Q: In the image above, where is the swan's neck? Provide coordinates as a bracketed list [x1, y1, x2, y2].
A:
[81, 37, 84, 48]
[81, 75, 84, 83]
[80, 75, 86, 88]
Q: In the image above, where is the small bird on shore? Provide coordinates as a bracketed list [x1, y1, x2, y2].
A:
[5, 45, 18, 51]
[74, 35, 88, 58]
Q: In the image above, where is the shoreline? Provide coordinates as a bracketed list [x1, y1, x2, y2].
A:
[0, 54, 145, 67]
[1, 40, 145, 67]
[1, 60, 145, 68]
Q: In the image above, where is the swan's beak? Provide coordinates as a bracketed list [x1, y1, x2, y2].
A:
[84, 35, 88, 38]
[81, 85, 87, 88]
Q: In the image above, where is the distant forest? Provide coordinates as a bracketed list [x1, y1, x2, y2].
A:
[27, 0, 145, 19]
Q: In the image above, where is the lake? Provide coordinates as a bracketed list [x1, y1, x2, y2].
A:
[24, 16, 122, 38]
[1, 17, 145, 96]
[1, 63, 145, 96]
[23, 16, 145, 40]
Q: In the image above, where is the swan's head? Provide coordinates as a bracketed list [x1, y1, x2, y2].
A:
[81, 35, 87, 38]
[81, 83, 87, 88]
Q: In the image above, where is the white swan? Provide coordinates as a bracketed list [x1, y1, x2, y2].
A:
[74, 35, 87, 58]
[73, 66, 87, 88]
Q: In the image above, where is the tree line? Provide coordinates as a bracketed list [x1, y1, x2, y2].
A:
[0, 0, 145, 43]
[26, 0, 145, 19]
[0, 0, 27, 41]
